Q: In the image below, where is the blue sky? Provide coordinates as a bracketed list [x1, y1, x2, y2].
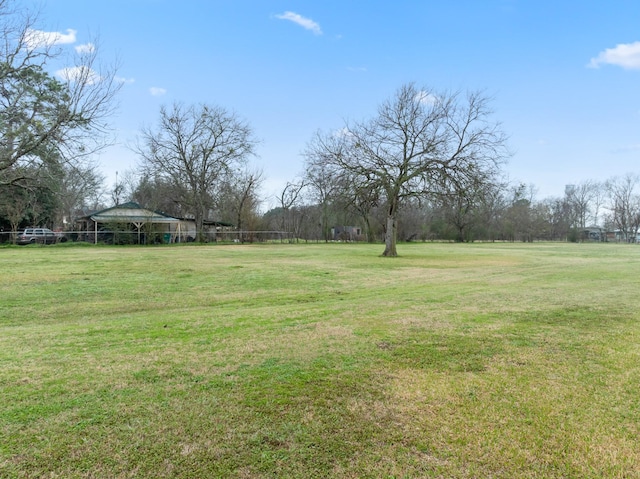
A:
[24, 0, 640, 206]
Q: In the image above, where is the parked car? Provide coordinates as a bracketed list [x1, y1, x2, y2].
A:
[16, 228, 58, 245]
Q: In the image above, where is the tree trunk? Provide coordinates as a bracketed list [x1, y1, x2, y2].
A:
[363, 216, 375, 243]
[382, 214, 397, 257]
[236, 204, 244, 243]
[195, 202, 206, 243]
[195, 216, 205, 242]
[321, 203, 330, 242]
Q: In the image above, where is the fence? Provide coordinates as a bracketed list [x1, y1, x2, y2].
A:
[0, 230, 295, 245]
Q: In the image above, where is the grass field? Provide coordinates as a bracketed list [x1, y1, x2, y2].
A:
[1, 241, 639, 478]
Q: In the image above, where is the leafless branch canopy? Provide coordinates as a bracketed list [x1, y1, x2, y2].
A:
[304, 83, 510, 255]
[0, 0, 121, 187]
[136, 102, 258, 241]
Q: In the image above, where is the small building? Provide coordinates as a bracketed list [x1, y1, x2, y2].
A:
[331, 226, 362, 241]
[173, 217, 235, 242]
[581, 226, 604, 242]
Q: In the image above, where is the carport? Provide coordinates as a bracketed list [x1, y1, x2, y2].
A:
[77, 202, 183, 244]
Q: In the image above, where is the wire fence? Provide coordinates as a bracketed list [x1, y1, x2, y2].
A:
[0, 230, 296, 245]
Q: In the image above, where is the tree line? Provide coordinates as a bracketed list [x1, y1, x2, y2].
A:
[1, 1, 639, 253]
[267, 175, 640, 245]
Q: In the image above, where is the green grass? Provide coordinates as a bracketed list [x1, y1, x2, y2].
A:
[1, 242, 640, 478]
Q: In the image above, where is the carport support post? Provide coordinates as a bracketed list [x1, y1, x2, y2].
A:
[94, 220, 98, 245]
[133, 222, 143, 244]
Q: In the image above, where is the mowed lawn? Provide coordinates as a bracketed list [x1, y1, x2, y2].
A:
[1, 242, 640, 478]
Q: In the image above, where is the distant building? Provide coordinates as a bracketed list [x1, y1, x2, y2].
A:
[581, 226, 603, 242]
[331, 226, 362, 241]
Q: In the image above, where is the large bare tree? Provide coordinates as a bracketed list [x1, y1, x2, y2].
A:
[605, 173, 640, 242]
[304, 83, 509, 256]
[136, 103, 258, 242]
[564, 180, 599, 229]
[277, 180, 306, 241]
[0, 0, 121, 189]
[304, 160, 345, 241]
[215, 168, 264, 241]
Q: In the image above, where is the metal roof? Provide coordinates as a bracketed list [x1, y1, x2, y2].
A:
[85, 202, 180, 224]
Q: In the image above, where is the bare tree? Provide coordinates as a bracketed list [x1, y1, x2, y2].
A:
[0, 0, 121, 188]
[436, 173, 503, 242]
[55, 160, 105, 227]
[304, 83, 509, 256]
[347, 174, 382, 243]
[277, 180, 306, 241]
[564, 180, 598, 229]
[304, 160, 344, 241]
[606, 173, 640, 242]
[136, 103, 258, 242]
[233, 170, 263, 238]
[215, 168, 264, 241]
[591, 181, 607, 227]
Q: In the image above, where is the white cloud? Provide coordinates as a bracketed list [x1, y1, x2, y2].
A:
[75, 43, 95, 54]
[115, 76, 135, 84]
[333, 127, 353, 138]
[55, 66, 101, 85]
[150, 87, 167, 96]
[25, 28, 77, 48]
[588, 41, 640, 70]
[275, 11, 322, 35]
[415, 90, 438, 105]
